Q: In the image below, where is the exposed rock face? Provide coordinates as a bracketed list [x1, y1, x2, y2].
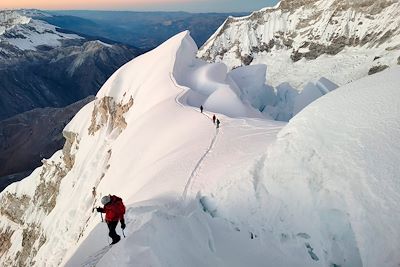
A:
[368, 65, 389, 75]
[0, 227, 13, 258]
[0, 133, 73, 265]
[62, 131, 79, 171]
[19, 223, 46, 267]
[279, 0, 396, 14]
[198, 0, 400, 87]
[33, 160, 68, 214]
[0, 96, 93, 191]
[279, 0, 318, 11]
[0, 193, 31, 224]
[88, 96, 134, 136]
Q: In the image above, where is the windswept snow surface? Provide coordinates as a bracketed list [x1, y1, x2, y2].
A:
[1, 31, 399, 267]
[257, 67, 400, 267]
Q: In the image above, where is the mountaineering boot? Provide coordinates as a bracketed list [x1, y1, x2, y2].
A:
[111, 235, 121, 245]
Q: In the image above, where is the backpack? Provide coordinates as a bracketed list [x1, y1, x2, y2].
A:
[105, 195, 126, 221]
[112, 195, 125, 216]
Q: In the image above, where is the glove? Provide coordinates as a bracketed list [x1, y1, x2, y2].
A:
[121, 220, 126, 229]
[96, 207, 103, 212]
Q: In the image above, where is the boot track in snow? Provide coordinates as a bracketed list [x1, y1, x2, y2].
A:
[81, 245, 112, 267]
[169, 72, 220, 201]
[182, 128, 219, 200]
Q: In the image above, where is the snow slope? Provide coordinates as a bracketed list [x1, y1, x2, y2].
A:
[257, 66, 400, 267]
[0, 30, 399, 267]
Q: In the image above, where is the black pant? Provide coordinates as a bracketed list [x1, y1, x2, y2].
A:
[107, 221, 120, 242]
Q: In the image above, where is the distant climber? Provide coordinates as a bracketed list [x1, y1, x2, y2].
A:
[216, 119, 220, 129]
[200, 105, 204, 113]
[96, 195, 126, 244]
[212, 114, 216, 124]
[92, 187, 96, 198]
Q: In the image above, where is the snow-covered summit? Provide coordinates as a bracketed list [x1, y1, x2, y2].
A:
[0, 29, 399, 267]
[0, 10, 81, 52]
[0, 10, 30, 35]
[198, 0, 400, 88]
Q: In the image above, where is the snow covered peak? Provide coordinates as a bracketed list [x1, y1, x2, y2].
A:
[96, 31, 194, 103]
[0, 10, 30, 35]
[0, 10, 81, 52]
[198, 0, 400, 88]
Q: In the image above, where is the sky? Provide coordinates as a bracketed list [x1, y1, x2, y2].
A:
[0, 0, 279, 13]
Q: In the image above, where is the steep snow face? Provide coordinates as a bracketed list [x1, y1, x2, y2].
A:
[257, 66, 400, 266]
[292, 77, 338, 115]
[198, 0, 400, 88]
[260, 76, 338, 121]
[191, 67, 400, 267]
[0, 10, 81, 52]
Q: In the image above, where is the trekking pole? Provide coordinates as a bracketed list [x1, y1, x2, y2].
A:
[122, 229, 126, 238]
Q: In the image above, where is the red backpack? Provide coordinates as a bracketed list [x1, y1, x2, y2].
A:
[105, 195, 126, 222]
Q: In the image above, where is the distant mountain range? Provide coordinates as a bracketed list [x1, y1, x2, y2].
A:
[0, 96, 93, 192]
[0, 10, 141, 120]
[40, 10, 248, 50]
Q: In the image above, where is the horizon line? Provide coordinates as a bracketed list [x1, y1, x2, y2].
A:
[2, 8, 253, 14]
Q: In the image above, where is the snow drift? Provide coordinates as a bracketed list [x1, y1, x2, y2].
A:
[260, 66, 400, 266]
[189, 66, 400, 267]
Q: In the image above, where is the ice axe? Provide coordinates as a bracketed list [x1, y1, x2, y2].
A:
[93, 207, 104, 222]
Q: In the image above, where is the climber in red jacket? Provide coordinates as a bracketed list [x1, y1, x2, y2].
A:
[97, 194, 126, 244]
